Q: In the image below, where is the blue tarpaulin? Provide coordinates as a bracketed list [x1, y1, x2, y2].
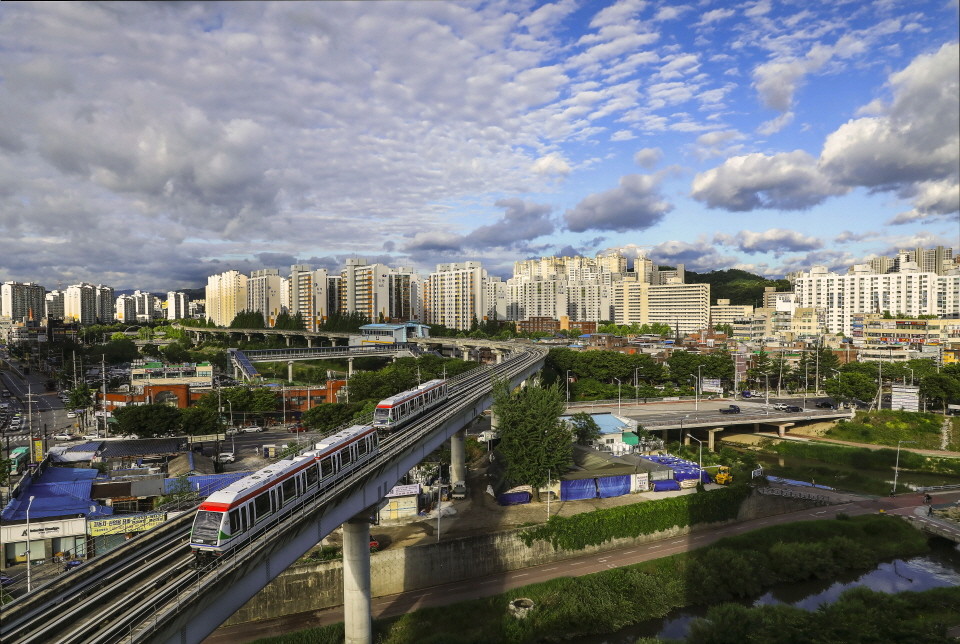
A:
[597, 475, 630, 498]
[498, 491, 531, 506]
[561, 478, 597, 501]
[651, 480, 681, 492]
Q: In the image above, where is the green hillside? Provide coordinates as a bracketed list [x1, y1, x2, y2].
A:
[685, 268, 792, 306]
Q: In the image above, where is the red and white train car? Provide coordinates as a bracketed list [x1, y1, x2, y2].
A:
[372, 379, 448, 431]
[189, 424, 379, 558]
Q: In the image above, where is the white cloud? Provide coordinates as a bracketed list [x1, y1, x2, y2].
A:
[611, 130, 637, 141]
[756, 111, 795, 135]
[633, 147, 662, 168]
[531, 152, 572, 175]
[691, 151, 848, 211]
[564, 173, 673, 233]
[714, 228, 823, 255]
[697, 8, 736, 26]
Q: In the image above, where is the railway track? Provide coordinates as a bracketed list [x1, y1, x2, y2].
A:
[0, 344, 546, 643]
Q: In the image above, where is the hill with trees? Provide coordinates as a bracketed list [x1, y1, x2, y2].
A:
[685, 268, 792, 306]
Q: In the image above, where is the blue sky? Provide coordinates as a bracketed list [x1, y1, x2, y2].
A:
[0, 0, 957, 291]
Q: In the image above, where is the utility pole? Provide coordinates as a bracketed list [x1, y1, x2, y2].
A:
[100, 354, 107, 438]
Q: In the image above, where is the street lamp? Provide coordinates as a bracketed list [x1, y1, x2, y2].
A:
[26, 495, 35, 593]
[687, 433, 704, 481]
[634, 367, 639, 405]
[677, 414, 691, 448]
[614, 378, 621, 415]
[892, 440, 916, 495]
[695, 365, 702, 410]
[566, 370, 572, 406]
[906, 367, 914, 386]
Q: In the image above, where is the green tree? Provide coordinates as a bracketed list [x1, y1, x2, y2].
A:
[920, 373, 960, 413]
[68, 384, 93, 410]
[569, 412, 602, 446]
[180, 406, 222, 435]
[823, 372, 878, 404]
[301, 402, 365, 432]
[113, 403, 183, 438]
[492, 379, 572, 501]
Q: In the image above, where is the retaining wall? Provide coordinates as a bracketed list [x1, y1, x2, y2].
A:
[225, 490, 815, 625]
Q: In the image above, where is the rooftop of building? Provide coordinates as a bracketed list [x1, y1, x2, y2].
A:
[1, 465, 113, 522]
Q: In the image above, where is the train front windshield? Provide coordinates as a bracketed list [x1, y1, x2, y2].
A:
[374, 408, 391, 423]
[191, 511, 223, 544]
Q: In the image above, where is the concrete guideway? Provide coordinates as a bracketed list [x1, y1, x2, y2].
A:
[0, 343, 548, 644]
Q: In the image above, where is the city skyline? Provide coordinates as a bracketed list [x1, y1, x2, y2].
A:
[0, 1, 957, 291]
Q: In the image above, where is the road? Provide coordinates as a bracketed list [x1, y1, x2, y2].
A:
[203, 489, 960, 644]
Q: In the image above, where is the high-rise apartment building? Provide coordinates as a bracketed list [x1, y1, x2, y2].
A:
[95, 285, 115, 323]
[288, 264, 335, 331]
[130, 290, 154, 322]
[64, 283, 97, 325]
[205, 270, 248, 327]
[793, 263, 960, 335]
[1, 282, 46, 322]
[247, 269, 284, 326]
[613, 281, 710, 335]
[45, 290, 64, 321]
[166, 292, 189, 320]
[423, 262, 485, 330]
[115, 295, 137, 323]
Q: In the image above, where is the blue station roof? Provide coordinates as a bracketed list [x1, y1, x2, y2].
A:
[2, 466, 114, 522]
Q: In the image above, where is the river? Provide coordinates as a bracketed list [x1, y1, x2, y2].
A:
[569, 539, 960, 643]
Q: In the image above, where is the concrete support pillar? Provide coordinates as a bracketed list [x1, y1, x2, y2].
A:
[776, 423, 793, 438]
[244, 333, 252, 343]
[490, 410, 498, 432]
[462, 347, 470, 361]
[753, 422, 760, 433]
[348, 357, 354, 378]
[306, 337, 313, 348]
[520, 379, 527, 389]
[707, 428, 722, 452]
[285, 335, 291, 346]
[343, 517, 373, 644]
[450, 429, 466, 483]
[683, 432, 691, 446]
[494, 350, 504, 365]
[288, 361, 294, 383]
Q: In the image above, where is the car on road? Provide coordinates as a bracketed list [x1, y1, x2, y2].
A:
[83, 433, 101, 440]
[771, 403, 789, 411]
[815, 401, 836, 409]
[53, 432, 76, 441]
[786, 405, 803, 412]
[217, 452, 236, 464]
[719, 404, 741, 414]
[66, 411, 77, 418]
[225, 427, 239, 435]
[239, 425, 263, 433]
[0, 574, 13, 587]
[287, 424, 306, 433]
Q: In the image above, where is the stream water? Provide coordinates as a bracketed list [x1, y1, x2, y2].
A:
[569, 540, 960, 643]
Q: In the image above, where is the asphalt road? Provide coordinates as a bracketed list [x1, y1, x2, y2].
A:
[202, 490, 960, 644]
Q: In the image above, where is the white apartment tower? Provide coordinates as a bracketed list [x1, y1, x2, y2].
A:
[95, 285, 115, 323]
[115, 295, 137, 323]
[45, 290, 64, 321]
[205, 270, 248, 327]
[64, 283, 97, 325]
[1, 282, 46, 322]
[130, 290, 154, 322]
[247, 269, 284, 327]
[613, 281, 710, 335]
[166, 292, 189, 321]
[793, 264, 960, 335]
[289, 264, 334, 331]
[423, 262, 485, 330]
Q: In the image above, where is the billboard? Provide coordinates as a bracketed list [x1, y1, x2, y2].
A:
[890, 385, 920, 412]
[701, 378, 723, 394]
[88, 512, 167, 537]
[31, 438, 44, 463]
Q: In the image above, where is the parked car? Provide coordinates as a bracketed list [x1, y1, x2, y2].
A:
[287, 424, 306, 433]
[217, 452, 236, 464]
[719, 405, 741, 414]
[225, 427, 239, 436]
[53, 432, 76, 441]
[66, 411, 77, 418]
[239, 425, 263, 433]
[83, 433, 100, 440]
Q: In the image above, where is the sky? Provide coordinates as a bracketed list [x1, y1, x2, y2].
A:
[0, 0, 958, 292]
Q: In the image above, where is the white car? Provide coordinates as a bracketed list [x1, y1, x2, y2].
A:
[225, 427, 239, 436]
[83, 433, 100, 440]
[53, 432, 76, 441]
[239, 426, 263, 433]
[217, 452, 236, 464]
[66, 411, 77, 418]
[771, 403, 789, 411]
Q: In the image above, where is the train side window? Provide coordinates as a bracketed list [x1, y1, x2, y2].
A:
[341, 445, 355, 466]
[254, 492, 272, 521]
[306, 463, 320, 487]
[357, 436, 369, 456]
[241, 505, 249, 532]
[320, 457, 334, 479]
[282, 478, 297, 504]
[229, 509, 242, 535]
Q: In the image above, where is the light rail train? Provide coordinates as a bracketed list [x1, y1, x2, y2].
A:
[189, 378, 447, 559]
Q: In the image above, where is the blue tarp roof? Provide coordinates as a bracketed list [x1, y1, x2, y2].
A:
[1, 467, 114, 521]
[163, 471, 255, 496]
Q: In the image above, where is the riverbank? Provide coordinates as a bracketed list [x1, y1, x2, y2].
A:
[244, 514, 949, 644]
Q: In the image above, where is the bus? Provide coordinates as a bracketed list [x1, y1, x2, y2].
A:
[9, 446, 29, 476]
